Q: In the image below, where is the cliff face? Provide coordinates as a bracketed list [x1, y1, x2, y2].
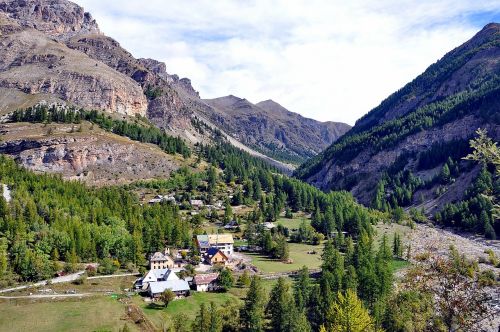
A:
[0, 10, 147, 117]
[0, 122, 180, 185]
[0, 0, 100, 39]
[298, 23, 500, 211]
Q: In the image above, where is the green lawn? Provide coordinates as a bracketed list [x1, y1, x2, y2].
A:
[374, 222, 412, 250]
[134, 291, 240, 328]
[0, 296, 134, 332]
[247, 242, 323, 273]
[276, 217, 310, 230]
[390, 258, 410, 272]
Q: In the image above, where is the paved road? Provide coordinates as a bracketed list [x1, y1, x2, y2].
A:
[0, 270, 85, 294]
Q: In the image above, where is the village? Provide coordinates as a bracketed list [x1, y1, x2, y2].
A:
[134, 233, 236, 300]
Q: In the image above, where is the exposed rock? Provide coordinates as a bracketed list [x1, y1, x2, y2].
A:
[0, 0, 100, 40]
[0, 122, 180, 185]
[0, 12, 147, 116]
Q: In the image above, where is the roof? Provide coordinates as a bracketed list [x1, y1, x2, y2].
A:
[197, 234, 234, 247]
[190, 199, 204, 205]
[143, 268, 179, 282]
[150, 252, 168, 262]
[149, 279, 190, 294]
[205, 247, 228, 261]
[194, 273, 219, 285]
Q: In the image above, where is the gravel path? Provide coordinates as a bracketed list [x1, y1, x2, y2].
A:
[0, 271, 85, 294]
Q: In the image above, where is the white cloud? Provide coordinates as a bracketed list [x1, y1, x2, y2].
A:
[76, 0, 499, 125]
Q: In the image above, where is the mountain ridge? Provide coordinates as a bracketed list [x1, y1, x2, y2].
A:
[297, 22, 500, 222]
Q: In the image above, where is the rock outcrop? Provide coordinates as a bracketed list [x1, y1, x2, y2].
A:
[0, 11, 147, 116]
[0, 0, 100, 39]
[0, 122, 180, 185]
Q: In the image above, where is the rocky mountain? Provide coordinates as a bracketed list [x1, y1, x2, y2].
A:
[297, 23, 500, 214]
[202, 96, 350, 164]
[0, 121, 181, 185]
[0, 0, 346, 172]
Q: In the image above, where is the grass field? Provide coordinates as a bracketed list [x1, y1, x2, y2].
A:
[133, 278, 280, 329]
[0, 296, 134, 332]
[246, 242, 323, 273]
[276, 217, 311, 230]
[134, 291, 241, 328]
[374, 222, 412, 250]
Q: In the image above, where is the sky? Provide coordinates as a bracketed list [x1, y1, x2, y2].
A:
[77, 1, 500, 125]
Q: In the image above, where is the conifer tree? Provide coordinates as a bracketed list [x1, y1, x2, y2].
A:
[266, 277, 295, 332]
[240, 276, 266, 332]
[294, 266, 311, 310]
[324, 289, 375, 332]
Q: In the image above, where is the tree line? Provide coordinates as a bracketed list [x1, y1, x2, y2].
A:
[10, 105, 191, 157]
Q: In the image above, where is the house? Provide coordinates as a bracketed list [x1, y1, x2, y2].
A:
[193, 273, 219, 292]
[139, 268, 190, 298]
[148, 279, 190, 298]
[196, 234, 234, 256]
[149, 195, 176, 205]
[139, 268, 177, 287]
[190, 199, 204, 209]
[224, 220, 239, 230]
[203, 247, 228, 265]
[149, 249, 175, 270]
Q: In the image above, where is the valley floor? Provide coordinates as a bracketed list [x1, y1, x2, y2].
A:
[0, 222, 499, 331]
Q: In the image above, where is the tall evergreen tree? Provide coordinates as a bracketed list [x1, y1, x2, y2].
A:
[240, 276, 266, 332]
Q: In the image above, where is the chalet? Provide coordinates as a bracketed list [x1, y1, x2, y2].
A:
[203, 247, 228, 265]
[193, 273, 219, 292]
[190, 199, 204, 209]
[135, 268, 168, 289]
[147, 269, 190, 298]
[149, 249, 175, 270]
[196, 234, 234, 256]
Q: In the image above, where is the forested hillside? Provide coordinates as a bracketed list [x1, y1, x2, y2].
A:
[0, 108, 376, 284]
[297, 23, 500, 239]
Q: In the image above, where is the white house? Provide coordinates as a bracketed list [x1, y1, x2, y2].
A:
[193, 273, 219, 292]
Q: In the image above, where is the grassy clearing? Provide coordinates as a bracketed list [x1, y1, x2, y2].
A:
[0, 296, 134, 332]
[246, 242, 323, 273]
[374, 222, 412, 250]
[390, 258, 410, 272]
[133, 278, 281, 329]
[133, 291, 240, 328]
[276, 216, 311, 230]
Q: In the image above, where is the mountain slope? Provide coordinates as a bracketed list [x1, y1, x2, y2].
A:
[297, 23, 500, 213]
[202, 95, 350, 164]
[0, 0, 342, 172]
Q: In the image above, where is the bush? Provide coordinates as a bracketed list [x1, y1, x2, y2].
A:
[98, 258, 119, 275]
[85, 265, 97, 277]
[73, 275, 87, 285]
[126, 262, 136, 273]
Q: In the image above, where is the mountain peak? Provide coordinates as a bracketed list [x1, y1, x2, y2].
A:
[0, 0, 100, 39]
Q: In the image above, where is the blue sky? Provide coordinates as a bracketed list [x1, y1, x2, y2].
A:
[77, 0, 499, 125]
